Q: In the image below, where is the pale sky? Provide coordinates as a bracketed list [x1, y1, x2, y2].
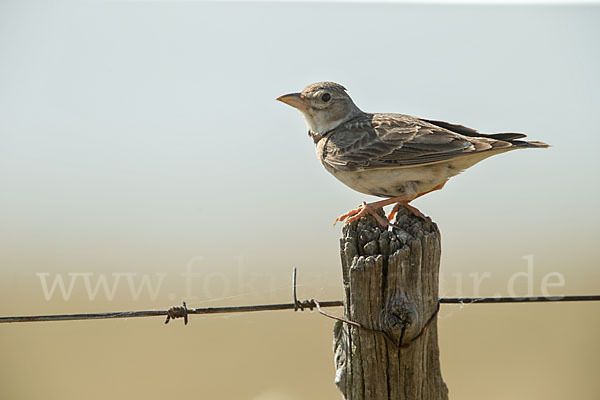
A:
[1, 1, 599, 298]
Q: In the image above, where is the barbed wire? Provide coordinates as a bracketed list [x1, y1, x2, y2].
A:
[1, 268, 598, 325]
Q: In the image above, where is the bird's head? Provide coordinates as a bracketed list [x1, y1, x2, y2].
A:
[277, 82, 363, 134]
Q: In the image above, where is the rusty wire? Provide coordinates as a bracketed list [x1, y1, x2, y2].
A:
[0, 268, 599, 327]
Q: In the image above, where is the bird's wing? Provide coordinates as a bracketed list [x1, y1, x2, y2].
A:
[321, 114, 512, 171]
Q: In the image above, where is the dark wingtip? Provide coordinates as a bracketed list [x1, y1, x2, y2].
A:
[489, 132, 528, 140]
[512, 140, 550, 148]
[527, 140, 550, 148]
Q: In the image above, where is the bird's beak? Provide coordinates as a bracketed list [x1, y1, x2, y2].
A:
[276, 92, 309, 112]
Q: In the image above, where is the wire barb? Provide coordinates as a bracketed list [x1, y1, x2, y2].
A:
[165, 301, 188, 325]
[293, 267, 299, 311]
[293, 267, 316, 311]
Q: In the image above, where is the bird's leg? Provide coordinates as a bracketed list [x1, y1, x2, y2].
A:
[386, 181, 447, 222]
[414, 181, 447, 199]
[334, 196, 415, 227]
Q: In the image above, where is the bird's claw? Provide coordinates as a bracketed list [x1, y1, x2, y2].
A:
[334, 202, 368, 225]
[334, 202, 391, 228]
[387, 202, 427, 222]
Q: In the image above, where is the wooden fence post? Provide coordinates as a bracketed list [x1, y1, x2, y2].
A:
[334, 206, 448, 400]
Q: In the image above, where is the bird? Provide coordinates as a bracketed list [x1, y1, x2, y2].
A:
[277, 82, 549, 227]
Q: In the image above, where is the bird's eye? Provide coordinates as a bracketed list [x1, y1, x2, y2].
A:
[321, 93, 331, 102]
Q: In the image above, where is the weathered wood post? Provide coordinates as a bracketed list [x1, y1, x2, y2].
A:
[334, 206, 448, 399]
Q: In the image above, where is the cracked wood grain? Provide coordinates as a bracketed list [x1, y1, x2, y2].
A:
[334, 207, 448, 400]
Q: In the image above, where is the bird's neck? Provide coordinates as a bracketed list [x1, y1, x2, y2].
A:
[307, 112, 366, 144]
[302, 114, 346, 136]
[302, 107, 364, 136]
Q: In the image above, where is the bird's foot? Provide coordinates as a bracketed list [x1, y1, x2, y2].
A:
[334, 202, 391, 227]
[387, 202, 427, 222]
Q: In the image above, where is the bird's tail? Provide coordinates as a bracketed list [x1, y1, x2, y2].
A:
[475, 132, 549, 148]
[422, 119, 550, 148]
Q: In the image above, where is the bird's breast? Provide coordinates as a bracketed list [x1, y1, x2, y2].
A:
[316, 146, 461, 198]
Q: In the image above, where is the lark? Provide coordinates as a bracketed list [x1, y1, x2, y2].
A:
[277, 82, 548, 227]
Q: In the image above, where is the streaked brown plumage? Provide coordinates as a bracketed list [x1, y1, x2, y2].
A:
[277, 82, 549, 226]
